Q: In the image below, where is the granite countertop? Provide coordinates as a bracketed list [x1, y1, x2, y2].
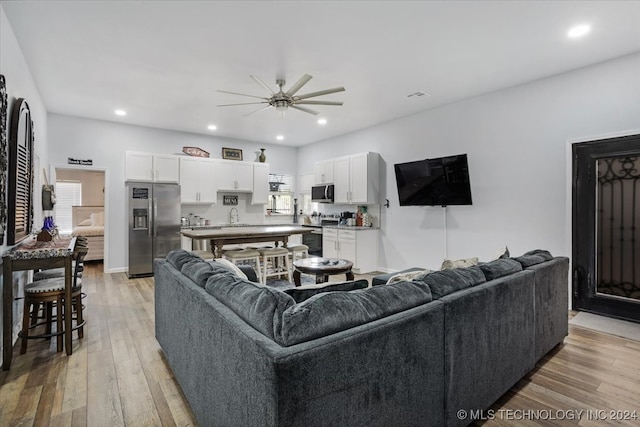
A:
[322, 225, 379, 230]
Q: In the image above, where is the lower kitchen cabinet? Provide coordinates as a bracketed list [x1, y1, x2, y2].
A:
[322, 228, 379, 274]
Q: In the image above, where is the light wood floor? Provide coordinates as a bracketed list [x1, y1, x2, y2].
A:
[1, 263, 639, 426]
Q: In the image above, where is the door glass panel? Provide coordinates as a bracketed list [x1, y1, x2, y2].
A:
[596, 156, 640, 300]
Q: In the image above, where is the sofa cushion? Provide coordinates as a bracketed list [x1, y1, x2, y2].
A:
[212, 258, 248, 280]
[479, 258, 522, 281]
[441, 257, 479, 270]
[278, 280, 433, 346]
[513, 249, 553, 268]
[205, 273, 295, 340]
[284, 279, 369, 303]
[166, 249, 200, 270]
[178, 257, 246, 288]
[416, 266, 486, 300]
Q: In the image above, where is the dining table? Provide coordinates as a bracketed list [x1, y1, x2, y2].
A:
[2, 236, 77, 370]
[180, 225, 313, 258]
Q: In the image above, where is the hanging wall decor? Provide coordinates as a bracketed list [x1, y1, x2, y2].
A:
[0, 75, 8, 245]
[7, 98, 34, 245]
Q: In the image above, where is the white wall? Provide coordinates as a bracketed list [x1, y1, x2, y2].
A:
[47, 114, 298, 272]
[299, 52, 640, 271]
[0, 4, 50, 366]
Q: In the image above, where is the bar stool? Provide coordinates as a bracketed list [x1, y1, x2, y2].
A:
[222, 249, 262, 282]
[257, 247, 292, 284]
[19, 246, 87, 354]
[287, 244, 309, 263]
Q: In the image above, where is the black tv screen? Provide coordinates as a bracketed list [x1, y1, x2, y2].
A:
[394, 154, 472, 206]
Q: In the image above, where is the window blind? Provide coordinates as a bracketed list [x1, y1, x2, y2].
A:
[54, 181, 82, 233]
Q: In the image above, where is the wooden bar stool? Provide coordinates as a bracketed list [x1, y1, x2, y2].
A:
[19, 247, 87, 354]
[287, 244, 309, 263]
[190, 250, 214, 261]
[257, 247, 292, 284]
[222, 249, 262, 282]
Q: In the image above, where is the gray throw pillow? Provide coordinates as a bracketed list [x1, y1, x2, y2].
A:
[417, 266, 486, 299]
[284, 279, 369, 303]
[479, 258, 522, 281]
[513, 249, 553, 268]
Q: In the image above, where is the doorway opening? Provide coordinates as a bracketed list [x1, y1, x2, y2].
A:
[572, 133, 640, 323]
[54, 167, 106, 269]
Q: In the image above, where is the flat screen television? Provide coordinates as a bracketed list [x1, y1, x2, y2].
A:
[394, 154, 472, 206]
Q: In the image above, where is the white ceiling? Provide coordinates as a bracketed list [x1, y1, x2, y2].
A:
[3, 1, 640, 147]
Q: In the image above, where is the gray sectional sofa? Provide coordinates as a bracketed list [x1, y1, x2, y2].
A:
[154, 249, 569, 427]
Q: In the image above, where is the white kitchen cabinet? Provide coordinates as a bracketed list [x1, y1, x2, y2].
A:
[322, 227, 379, 273]
[125, 151, 179, 183]
[179, 157, 217, 203]
[216, 160, 253, 192]
[333, 152, 380, 204]
[314, 159, 334, 184]
[251, 163, 270, 204]
[298, 173, 314, 194]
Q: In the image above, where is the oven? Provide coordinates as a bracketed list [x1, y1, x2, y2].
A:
[302, 217, 339, 257]
[302, 226, 323, 256]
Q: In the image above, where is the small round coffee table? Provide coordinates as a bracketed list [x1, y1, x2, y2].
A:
[293, 258, 354, 286]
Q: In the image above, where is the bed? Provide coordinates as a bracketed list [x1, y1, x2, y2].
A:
[72, 206, 105, 261]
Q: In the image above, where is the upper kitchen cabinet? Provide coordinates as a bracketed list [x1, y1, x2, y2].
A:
[333, 152, 380, 204]
[179, 157, 217, 204]
[125, 151, 179, 183]
[314, 159, 334, 184]
[251, 163, 270, 205]
[216, 160, 253, 192]
[298, 173, 314, 194]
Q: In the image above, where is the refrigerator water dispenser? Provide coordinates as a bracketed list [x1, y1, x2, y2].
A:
[133, 208, 148, 230]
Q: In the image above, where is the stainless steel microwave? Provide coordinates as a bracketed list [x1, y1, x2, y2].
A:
[311, 184, 334, 203]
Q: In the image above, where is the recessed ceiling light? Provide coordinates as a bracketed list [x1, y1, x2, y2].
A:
[567, 24, 591, 39]
[114, 109, 127, 116]
[276, 135, 284, 141]
[207, 124, 217, 131]
[317, 118, 327, 125]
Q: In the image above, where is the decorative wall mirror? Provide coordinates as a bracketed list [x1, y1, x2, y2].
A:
[7, 98, 34, 245]
[0, 75, 8, 245]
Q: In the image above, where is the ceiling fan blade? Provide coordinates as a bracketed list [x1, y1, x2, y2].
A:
[285, 74, 312, 96]
[290, 105, 319, 115]
[217, 90, 268, 100]
[217, 101, 269, 107]
[295, 100, 343, 106]
[243, 105, 273, 117]
[295, 87, 346, 100]
[250, 75, 275, 95]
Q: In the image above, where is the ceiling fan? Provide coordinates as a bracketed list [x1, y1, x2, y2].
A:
[217, 74, 345, 116]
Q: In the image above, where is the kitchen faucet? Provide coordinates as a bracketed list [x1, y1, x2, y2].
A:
[229, 207, 239, 224]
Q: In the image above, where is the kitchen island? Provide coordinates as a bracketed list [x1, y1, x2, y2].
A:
[180, 225, 313, 258]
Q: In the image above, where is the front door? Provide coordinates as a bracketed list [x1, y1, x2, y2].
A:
[572, 133, 640, 322]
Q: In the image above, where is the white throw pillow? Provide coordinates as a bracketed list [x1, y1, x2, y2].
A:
[441, 257, 479, 270]
[213, 258, 248, 281]
[90, 211, 104, 226]
[78, 219, 92, 226]
[387, 269, 433, 284]
[490, 246, 510, 261]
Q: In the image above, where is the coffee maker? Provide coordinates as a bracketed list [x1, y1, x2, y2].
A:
[339, 211, 354, 225]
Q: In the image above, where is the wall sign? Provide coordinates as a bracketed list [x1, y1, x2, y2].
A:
[223, 195, 238, 206]
[68, 157, 93, 166]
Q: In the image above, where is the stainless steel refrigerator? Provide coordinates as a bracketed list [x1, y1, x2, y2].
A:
[127, 182, 181, 278]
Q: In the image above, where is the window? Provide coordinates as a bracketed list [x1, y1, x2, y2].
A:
[54, 181, 82, 233]
[267, 173, 294, 215]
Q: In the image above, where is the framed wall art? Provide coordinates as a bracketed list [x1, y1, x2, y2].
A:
[222, 147, 243, 161]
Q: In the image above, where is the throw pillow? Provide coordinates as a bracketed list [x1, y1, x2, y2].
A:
[78, 219, 92, 226]
[417, 266, 486, 299]
[490, 246, 510, 261]
[284, 279, 369, 303]
[479, 258, 522, 281]
[512, 249, 553, 268]
[90, 211, 104, 226]
[387, 269, 433, 284]
[441, 257, 479, 270]
[212, 258, 249, 281]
